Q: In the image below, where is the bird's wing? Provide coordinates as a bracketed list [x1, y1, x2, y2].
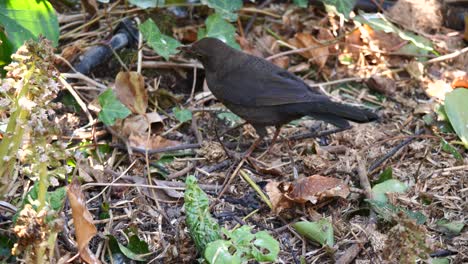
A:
[216, 57, 329, 107]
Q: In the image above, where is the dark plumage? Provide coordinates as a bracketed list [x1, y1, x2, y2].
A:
[185, 37, 378, 155]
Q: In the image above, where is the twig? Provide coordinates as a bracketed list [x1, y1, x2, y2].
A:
[216, 159, 245, 201]
[336, 156, 376, 264]
[58, 76, 95, 127]
[117, 143, 201, 154]
[240, 7, 281, 18]
[368, 128, 425, 173]
[239, 169, 272, 209]
[167, 163, 196, 180]
[426, 46, 468, 64]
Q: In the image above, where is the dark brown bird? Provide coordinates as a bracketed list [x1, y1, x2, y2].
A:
[184, 37, 378, 156]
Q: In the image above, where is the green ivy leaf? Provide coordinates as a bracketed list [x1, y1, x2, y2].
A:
[205, 240, 241, 264]
[217, 111, 242, 126]
[440, 138, 463, 160]
[173, 107, 192, 123]
[444, 89, 468, 149]
[0, 0, 59, 68]
[367, 199, 427, 225]
[199, 13, 240, 50]
[201, 0, 242, 22]
[321, 0, 357, 19]
[184, 176, 222, 252]
[355, 12, 434, 54]
[293, 0, 309, 8]
[251, 231, 280, 262]
[371, 179, 408, 203]
[373, 167, 393, 185]
[128, 0, 166, 9]
[98, 89, 131, 126]
[435, 219, 465, 236]
[107, 235, 148, 261]
[293, 219, 334, 247]
[139, 19, 181, 60]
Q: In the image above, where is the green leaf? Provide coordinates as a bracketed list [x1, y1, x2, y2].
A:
[293, 219, 334, 247]
[321, 0, 357, 19]
[371, 179, 408, 203]
[199, 13, 240, 50]
[0, 234, 15, 261]
[293, 0, 309, 8]
[98, 88, 131, 126]
[173, 107, 192, 123]
[205, 240, 241, 264]
[0, 0, 59, 68]
[205, 226, 279, 263]
[373, 167, 393, 185]
[201, 0, 242, 22]
[184, 176, 222, 252]
[128, 0, 166, 9]
[440, 138, 463, 160]
[139, 19, 181, 60]
[127, 235, 150, 255]
[435, 219, 465, 236]
[430, 257, 450, 264]
[444, 89, 468, 149]
[217, 111, 242, 126]
[107, 235, 148, 261]
[355, 12, 433, 53]
[13, 184, 66, 222]
[251, 231, 280, 262]
[367, 199, 427, 225]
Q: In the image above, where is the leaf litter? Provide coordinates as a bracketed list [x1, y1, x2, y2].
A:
[1, 1, 467, 263]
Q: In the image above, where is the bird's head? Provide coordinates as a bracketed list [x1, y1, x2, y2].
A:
[179, 38, 233, 71]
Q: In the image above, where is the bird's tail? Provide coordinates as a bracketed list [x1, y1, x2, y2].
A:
[326, 101, 378, 123]
[302, 101, 378, 128]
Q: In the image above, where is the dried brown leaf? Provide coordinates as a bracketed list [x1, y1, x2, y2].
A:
[114, 71, 148, 115]
[290, 32, 329, 68]
[285, 175, 350, 204]
[67, 177, 100, 264]
[128, 134, 180, 150]
[265, 181, 294, 213]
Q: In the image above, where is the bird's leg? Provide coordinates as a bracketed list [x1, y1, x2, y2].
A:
[241, 125, 267, 158]
[243, 137, 262, 158]
[266, 126, 281, 153]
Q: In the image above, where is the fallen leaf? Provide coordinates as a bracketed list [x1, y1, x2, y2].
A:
[114, 71, 148, 115]
[237, 36, 263, 57]
[121, 112, 165, 137]
[285, 175, 350, 204]
[265, 175, 350, 213]
[289, 32, 329, 68]
[67, 177, 101, 264]
[265, 181, 294, 213]
[272, 56, 289, 69]
[129, 134, 179, 150]
[55, 45, 82, 69]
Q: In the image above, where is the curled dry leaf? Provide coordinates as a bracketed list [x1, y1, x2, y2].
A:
[67, 177, 101, 264]
[289, 32, 329, 68]
[265, 175, 350, 213]
[121, 112, 165, 137]
[114, 71, 148, 115]
[129, 134, 180, 150]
